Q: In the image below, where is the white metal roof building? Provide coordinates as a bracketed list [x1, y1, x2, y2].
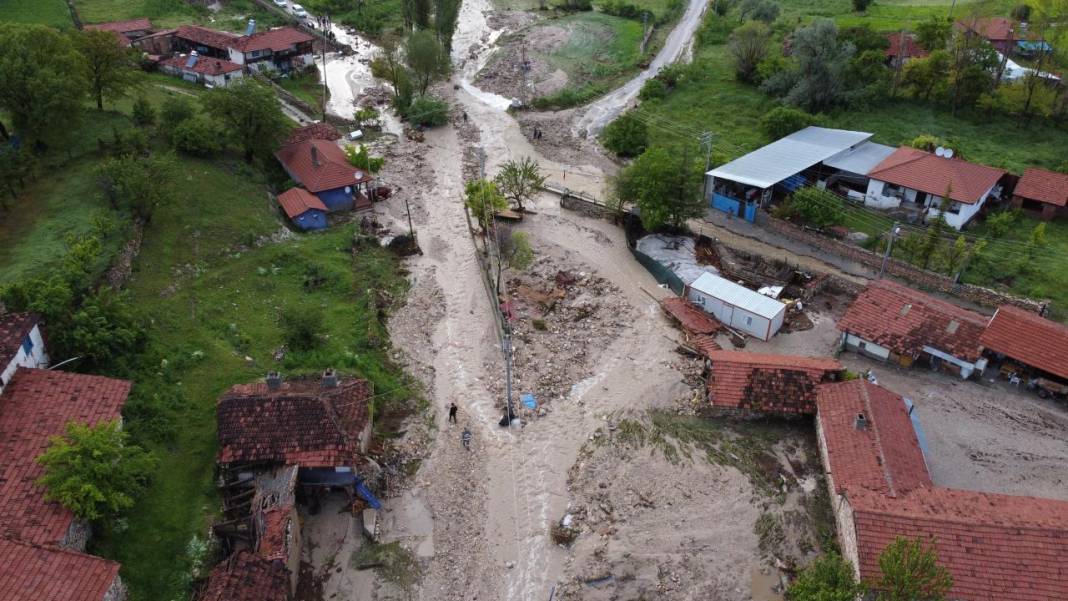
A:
[685, 272, 787, 340]
[707, 127, 874, 189]
[823, 141, 897, 176]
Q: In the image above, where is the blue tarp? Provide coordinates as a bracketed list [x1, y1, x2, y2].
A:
[779, 173, 806, 192]
[1017, 40, 1052, 53]
[521, 393, 537, 409]
[355, 477, 382, 510]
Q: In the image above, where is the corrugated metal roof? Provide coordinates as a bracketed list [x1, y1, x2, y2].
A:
[824, 141, 897, 175]
[689, 273, 786, 320]
[707, 127, 873, 189]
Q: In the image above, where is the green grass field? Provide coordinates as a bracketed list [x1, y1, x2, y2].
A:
[74, 0, 287, 29]
[0, 0, 73, 28]
[275, 69, 326, 110]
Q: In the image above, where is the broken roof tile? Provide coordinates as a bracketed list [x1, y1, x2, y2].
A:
[707, 350, 843, 414]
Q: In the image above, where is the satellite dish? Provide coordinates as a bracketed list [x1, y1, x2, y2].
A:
[944, 148, 954, 159]
[935, 146, 946, 157]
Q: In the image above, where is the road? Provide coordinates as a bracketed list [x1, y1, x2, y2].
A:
[573, 0, 710, 137]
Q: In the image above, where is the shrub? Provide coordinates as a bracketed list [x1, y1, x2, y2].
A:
[851, 0, 872, 12]
[532, 84, 605, 109]
[870, 537, 953, 601]
[405, 94, 449, 127]
[785, 187, 844, 228]
[638, 77, 668, 100]
[171, 115, 222, 156]
[760, 106, 819, 140]
[550, 522, 579, 545]
[159, 96, 195, 133]
[280, 306, 326, 351]
[132, 96, 156, 127]
[788, 552, 864, 601]
[344, 144, 385, 173]
[599, 0, 642, 19]
[600, 113, 649, 157]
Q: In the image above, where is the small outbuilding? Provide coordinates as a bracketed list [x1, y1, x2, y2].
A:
[685, 272, 786, 340]
[0, 312, 49, 394]
[1010, 167, 1068, 220]
[277, 187, 328, 231]
[980, 304, 1068, 382]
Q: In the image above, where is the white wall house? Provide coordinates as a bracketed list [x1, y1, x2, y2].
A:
[863, 147, 1006, 230]
[1, 315, 49, 394]
[685, 273, 786, 340]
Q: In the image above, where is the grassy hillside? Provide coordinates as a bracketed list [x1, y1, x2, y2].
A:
[0, 0, 73, 28]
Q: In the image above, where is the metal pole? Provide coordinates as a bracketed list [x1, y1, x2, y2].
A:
[321, 15, 328, 120]
[879, 222, 900, 279]
[405, 196, 415, 239]
[701, 132, 714, 201]
[503, 327, 514, 425]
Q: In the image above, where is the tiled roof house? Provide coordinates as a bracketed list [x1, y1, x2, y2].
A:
[955, 16, 1017, 53]
[864, 147, 1006, 230]
[276, 187, 328, 231]
[0, 368, 132, 601]
[815, 378, 1068, 601]
[705, 350, 843, 414]
[0, 312, 48, 393]
[275, 139, 374, 212]
[1011, 167, 1068, 220]
[284, 122, 342, 145]
[198, 551, 289, 601]
[980, 305, 1068, 380]
[885, 32, 928, 62]
[838, 280, 990, 379]
[216, 374, 372, 468]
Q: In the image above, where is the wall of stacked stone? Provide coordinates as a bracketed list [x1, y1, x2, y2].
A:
[764, 217, 1047, 314]
[560, 195, 614, 219]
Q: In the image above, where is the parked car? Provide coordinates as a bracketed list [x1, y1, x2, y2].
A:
[272, 0, 287, 6]
[292, 4, 308, 17]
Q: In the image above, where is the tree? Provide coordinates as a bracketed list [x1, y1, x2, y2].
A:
[600, 113, 649, 157]
[639, 77, 668, 100]
[787, 552, 864, 601]
[280, 306, 326, 351]
[74, 29, 140, 110]
[729, 21, 771, 82]
[495, 157, 546, 212]
[785, 187, 844, 227]
[1028, 222, 1048, 257]
[464, 179, 508, 230]
[406, 30, 447, 95]
[508, 231, 534, 270]
[846, 49, 892, 105]
[947, 26, 997, 114]
[344, 144, 385, 173]
[434, 0, 462, 53]
[171, 115, 222, 156]
[414, 0, 432, 29]
[738, 0, 780, 23]
[760, 106, 818, 139]
[159, 95, 196, 133]
[202, 79, 288, 163]
[0, 23, 87, 148]
[405, 94, 449, 126]
[57, 290, 146, 374]
[902, 50, 951, 100]
[869, 537, 953, 601]
[36, 420, 157, 523]
[132, 96, 157, 128]
[97, 153, 179, 222]
[614, 146, 704, 229]
[915, 17, 951, 52]
[919, 197, 952, 270]
[763, 19, 854, 112]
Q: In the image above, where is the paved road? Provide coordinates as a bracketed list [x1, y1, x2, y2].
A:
[573, 0, 709, 137]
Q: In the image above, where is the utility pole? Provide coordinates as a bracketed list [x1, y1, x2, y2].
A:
[503, 326, 515, 425]
[700, 131, 714, 200]
[879, 222, 901, 279]
[320, 13, 330, 120]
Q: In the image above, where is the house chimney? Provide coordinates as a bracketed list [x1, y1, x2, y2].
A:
[322, 368, 338, 388]
[266, 371, 282, 391]
[310, 145, 320, 167]
[855, 413, 868, 431]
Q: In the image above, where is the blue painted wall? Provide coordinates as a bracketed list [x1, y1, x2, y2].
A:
[710, 192, 757, 223]
[316, 187, 354, 212]
[291, 209, 327, 231]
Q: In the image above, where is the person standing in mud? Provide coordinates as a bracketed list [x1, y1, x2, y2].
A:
[448, 402, 458, 423]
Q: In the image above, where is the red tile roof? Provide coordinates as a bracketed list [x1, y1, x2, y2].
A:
[661, 297, 721, 336]
[849, 486, 1068, 601]
[956, 16, 1017, 42]
[707, 350, 842, 414]
[256, 505, 294, 562]
[284, 122, 342, 145]
[160, 55, 243, 76]
[816, 380, 932, 497]
[690, 334, 722, 357]
[1013, 167, 1068, 207]
[0, 312, 40, 369]
[216, 377, 371, 467]
[885, 32, 929, 59]
[175, 25, 240, 51]
[868, 147, 1006, 204]
[84, 18, 152, 34]
[275, 139, 372, 193]
[199, 551, 289, 601]
[0, 369, 130, 545]
[980, 305, 1068, 380]
[838, 280, 988, 362]
[276, 187, 328, 219]
[232, 26, 313, 53]
[0, 537, 121, 601]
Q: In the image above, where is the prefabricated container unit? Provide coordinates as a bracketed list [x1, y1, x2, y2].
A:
[685, 272, 787, 341]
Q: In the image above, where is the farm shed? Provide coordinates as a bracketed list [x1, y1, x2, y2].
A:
[277, 187, 328, 231]
[980, 305, 1068, 382]
[685, 272, 786, 340]
[1010, 167, 1068, 220]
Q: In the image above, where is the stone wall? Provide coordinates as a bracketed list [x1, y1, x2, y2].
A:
[764, 216, 1048, 314]
[560, 195, 614, 219]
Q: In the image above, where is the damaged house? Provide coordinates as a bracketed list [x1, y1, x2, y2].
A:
[704, 350, 844, 414]
[0, 312, 49, 393]
[837, 280, 989, 379]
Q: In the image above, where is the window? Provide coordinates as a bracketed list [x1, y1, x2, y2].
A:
[21, 335, 33, 355]
[947, 201, 962, 215]
[745, 316, 753, 327]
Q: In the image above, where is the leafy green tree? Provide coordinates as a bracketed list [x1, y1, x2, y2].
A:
[508, 231, 534, 270]
[131, 96, 157, 128]
[202, 79, 289, 163]
[840, 25, 889, 53]
[159, 95, 196, 133]
[738, 0, 780, 23]
[414, 0, 432, 29]
[74, 29, 140, 110]
[919, 196, 952, 269]
[902, 50, 951, 100]
[601, 113, 649, 157]
[639, 77, 668, 100]
[0, 23, 87, 147]
[787, 552, 864, 601]
[947, 28, 997, 114]
[869, 537, 953, 601]
[762, 19, 854, 112]
[171, 115, 222, 156]
[984, 209, 1017, 238]
[915, 17, 951, 52]
[495, 157, 546, 212]
[464, 179, 508, 230]
[36, 420, 157, 523]
[280, 306, 326, 351]
[406, 30, 447, 95]
[434, 0, 462, 53]
[729, 21, 771, 83]
[344, 144, 385, 173]
[97, 153, 178, 223]
[405, 94, 449, 126]
[614, 146, 704, 229]
[58, 290, 146, 373]
[1028, 222, 1048, 257]
[846, 49, 892, 105]
[760, 106, 819, 139]
[785, 187, 844, 227]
